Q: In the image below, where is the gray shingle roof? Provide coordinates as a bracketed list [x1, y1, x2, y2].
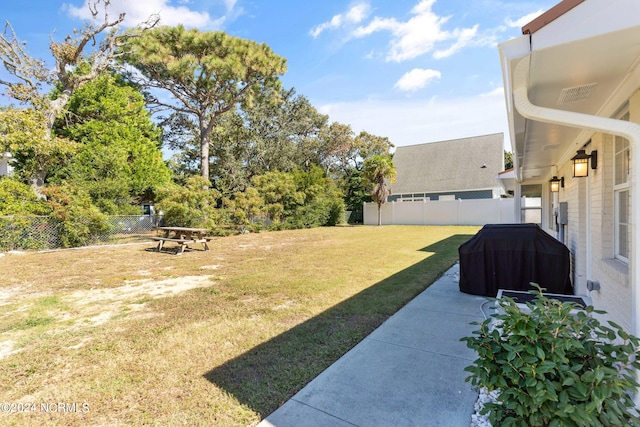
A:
[390, 133, 504, 195]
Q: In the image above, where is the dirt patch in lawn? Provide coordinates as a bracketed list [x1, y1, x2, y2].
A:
[0, 274, 216, 359]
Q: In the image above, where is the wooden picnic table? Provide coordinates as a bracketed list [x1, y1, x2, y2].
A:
[151, 226, 212, 254]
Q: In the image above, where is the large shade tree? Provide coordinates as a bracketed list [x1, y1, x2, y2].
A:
[123, 25, 287, 181]
[52, 73, 172, 213]
[362, 155, 396, 226]
[205, 86, 329, 195]
[241, 87, 328, 175]
[0, 0, 156, 188]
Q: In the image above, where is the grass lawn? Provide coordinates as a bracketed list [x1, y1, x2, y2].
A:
[0, 225, 477, 426]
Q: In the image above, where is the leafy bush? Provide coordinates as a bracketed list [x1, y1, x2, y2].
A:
[326, 197, 346, 226]
[221, 187, 265, 233]
[0, 178, 50, 216]
[252, 170, 304, 224]
[0, 178, 54, 250]
[287, 166, 344, 228]
[43, 184, 111, 248]
[462, 287, 640, 427]
[156, 176, 220, 229]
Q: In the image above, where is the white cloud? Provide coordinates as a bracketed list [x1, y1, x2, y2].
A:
[433, 25, 478, 59]
[318, 87, 509, 149]
[310, 3, 371, 38]
[394, 68, 441, 92]
[506, 9, 546, 28]
[352, 0, 479, 62]
[63, 0, 222, 29]
[352, 16, 400, 37]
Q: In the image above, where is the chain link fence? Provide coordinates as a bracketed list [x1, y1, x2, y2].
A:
[0, 215, 163, 251]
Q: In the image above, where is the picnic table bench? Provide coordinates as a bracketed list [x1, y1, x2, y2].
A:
[151, 227, 212, 254]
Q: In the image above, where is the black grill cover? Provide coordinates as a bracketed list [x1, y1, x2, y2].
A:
[458, 224, 572, 297]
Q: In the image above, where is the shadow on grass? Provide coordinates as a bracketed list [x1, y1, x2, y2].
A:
[203, 234, 473, 419]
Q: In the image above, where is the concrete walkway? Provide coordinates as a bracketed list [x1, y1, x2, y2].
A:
[258, 263, 490, 427]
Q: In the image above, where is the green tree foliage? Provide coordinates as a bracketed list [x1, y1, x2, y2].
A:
[0, 0, 156, 188]
[42, 183, 111, 248]
[341, 169, 370, 223]
[160, 112, 201, 184]
[251, 171, 304, 226]
[0, 177, 49, 215]
[123, 25, 287, 181]
[317, 122, 356, 175]
[243, 87, 329, 173]
[207, 87, 329, 194]
[0, 108, 78, 185]
[249, 167, 344, 230]
[505, 150, 514, 170]
[462, 287, 640, 426]
[209, 111, 254, 195]
[52, 74, 172, 214]
[157, 82, 391, 224]
[291, 166, 344, 228]
[222, 187, 265, 233]
[156, 176, 220, 229]
[161, 110, 252, 193]
[362, 155, 396, 226]
[333, 130, 394, 220]
[0, 178, 51, 250]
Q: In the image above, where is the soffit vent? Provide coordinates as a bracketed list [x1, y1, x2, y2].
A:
[557, 83, 597, 105]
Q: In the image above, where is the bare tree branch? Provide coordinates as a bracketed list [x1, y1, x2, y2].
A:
[0, 22, 50, 106]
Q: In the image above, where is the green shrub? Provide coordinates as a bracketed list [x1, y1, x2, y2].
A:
[246, 222, 263, 233]
[289, 166, 344, 228]
[0, 178, 50, 216]
[326, 197, 346, 226]
[250, 167, 344, 230]
[221, 187, 264, 233]
[462, 287, 640, 427]
[156, 176, 220, 229]
[43, 184, 111, 248]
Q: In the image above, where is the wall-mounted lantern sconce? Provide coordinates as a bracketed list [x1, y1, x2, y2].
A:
[572, 149, 597, 177]
[549, 176, 564, 192]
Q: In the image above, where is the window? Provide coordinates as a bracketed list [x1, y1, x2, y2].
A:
[614, 133, 630, 262]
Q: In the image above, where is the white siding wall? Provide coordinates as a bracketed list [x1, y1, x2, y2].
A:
[588, 133, 632, 331]
[545, 91, 640, 333]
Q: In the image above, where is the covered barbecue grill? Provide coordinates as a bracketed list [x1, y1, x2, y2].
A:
[458, 224, 572, 297]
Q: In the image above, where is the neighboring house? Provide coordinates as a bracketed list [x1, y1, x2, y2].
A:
[389, 133, 505, 202]
[0, 153, 13, 177]
[499, 0, 640, 338]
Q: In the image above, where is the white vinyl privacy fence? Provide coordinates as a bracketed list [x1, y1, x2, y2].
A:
[363, 198, 516, 226]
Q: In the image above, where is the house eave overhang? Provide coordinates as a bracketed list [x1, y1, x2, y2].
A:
[498, 35, 530, 182]
[499, 28, 640, 182]
[499, 1, 640, 338]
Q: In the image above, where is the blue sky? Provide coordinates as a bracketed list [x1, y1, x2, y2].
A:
[1, 0, 554, 150]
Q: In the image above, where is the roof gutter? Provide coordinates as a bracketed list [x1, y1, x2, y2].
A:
[512, 55, 640, 337]
[522, 0, 586, 35]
